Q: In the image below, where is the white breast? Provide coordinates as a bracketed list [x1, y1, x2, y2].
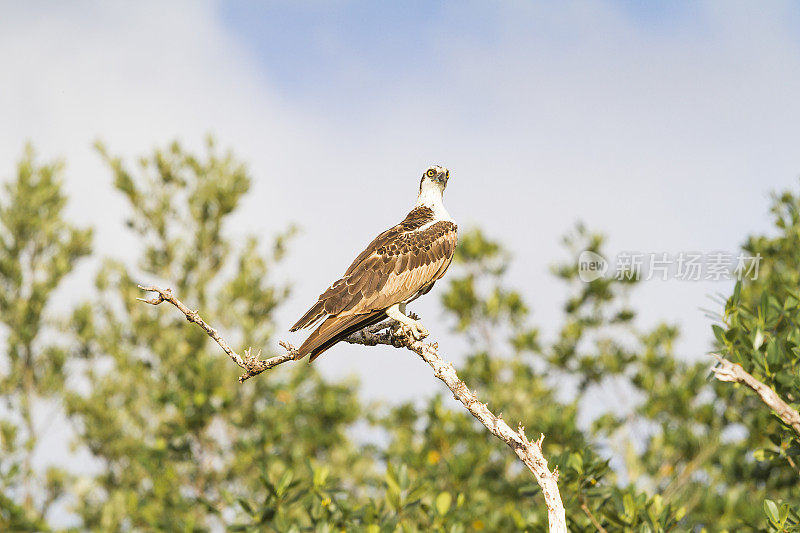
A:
[415, 183, 454, 225]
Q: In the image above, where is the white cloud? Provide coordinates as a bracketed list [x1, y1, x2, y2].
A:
[1, 0, 800, 407]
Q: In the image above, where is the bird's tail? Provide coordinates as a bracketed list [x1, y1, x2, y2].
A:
[294, 310, 386, 362]
[289, 300, 326, 331]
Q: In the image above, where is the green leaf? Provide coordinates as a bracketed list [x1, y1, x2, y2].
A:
[398, 463, 409, 491]
[435, 491, 452, 515]
[276, 470, 293, 497]
[764, 499, 780, 523]
[760, 292, 769, 324]
[567, 453, 583, 474]
[406, 484, 429, 506]
[312, 465, 329, 488]
[385, 464, 400, 494]
[623, 493, 635, 519]
[386, 487, 401, 511]
[713, 324, 726, 345]
[766, 339, 781, 369]
[650, 494, 664, 516]
[780, 503, 790, 523]
[732, 280, 742, 305]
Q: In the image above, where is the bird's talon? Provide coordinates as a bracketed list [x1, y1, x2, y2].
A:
[392, 323, 412, 339]
[410, 321, 428, 340]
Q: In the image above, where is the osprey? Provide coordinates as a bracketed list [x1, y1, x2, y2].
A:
[290, 165, 458, 361]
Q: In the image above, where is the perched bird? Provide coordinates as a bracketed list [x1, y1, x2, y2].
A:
[290, 165, 458, 361]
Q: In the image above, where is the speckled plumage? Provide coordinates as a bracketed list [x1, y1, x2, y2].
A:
[290, 167, 457, 361]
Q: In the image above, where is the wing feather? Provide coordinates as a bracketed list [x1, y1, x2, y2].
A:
[290, 208, 457, 361]
[350, 221, 457, 313]
[395, 253, 408, 273]
[293, 310, 387, 361]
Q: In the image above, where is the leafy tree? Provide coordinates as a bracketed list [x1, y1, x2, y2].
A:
[65, 140, 371, 531]
[58, 142, 700, 531]
[713, 188, 800, 531]
[231, 227, 682, 531]
[372, 228, 682, 531]
[549, 226, 762, 530]
[7, 137, 800, 532]
[0, 146, 92, 530]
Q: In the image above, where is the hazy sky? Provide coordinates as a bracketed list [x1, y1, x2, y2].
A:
[3, 1, 800, 407]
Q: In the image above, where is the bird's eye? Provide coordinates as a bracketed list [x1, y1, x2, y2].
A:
[426, 169, 436, 177]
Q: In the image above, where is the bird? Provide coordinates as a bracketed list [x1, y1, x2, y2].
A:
[289, 165, 458, 362]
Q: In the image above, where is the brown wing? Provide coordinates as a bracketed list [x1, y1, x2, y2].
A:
[349, 221, 458, 312]
[293, 310, 387, 362]
[289, 214, 457, 362]
[291, 220, 457, 331]
[290, 206, 438, 332]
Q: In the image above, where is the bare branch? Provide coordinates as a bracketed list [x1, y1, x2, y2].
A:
[138, 285, 295, 382]
[138, 285, 567, 531]
[711, 353, 800, 437]
[340, 323, 567, 531]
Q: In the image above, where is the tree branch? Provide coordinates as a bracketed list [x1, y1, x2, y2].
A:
[711, 353, 800, 437]
[137, 285, 293, 382]
[580, 495, 608, 533]
[138, 285, 567, 532]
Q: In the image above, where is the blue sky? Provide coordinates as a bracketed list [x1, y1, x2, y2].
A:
[218, 2, 491, 102]
[216, 1, 707, 120]
[215, 1, 759, 108]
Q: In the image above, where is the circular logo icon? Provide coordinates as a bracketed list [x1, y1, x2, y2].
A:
[578, 250, 608, 282]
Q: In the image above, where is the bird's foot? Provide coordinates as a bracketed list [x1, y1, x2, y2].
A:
[412, 320, 429, 340]
[394, 320, 429, 341]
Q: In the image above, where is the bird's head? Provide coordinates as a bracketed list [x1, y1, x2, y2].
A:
[419, 165, 450, 195]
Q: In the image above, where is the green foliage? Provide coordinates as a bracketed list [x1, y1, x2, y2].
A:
[764, 498, 800, 532]
[718, 191, 800, 449]
[713, 188, 800, 527]
[0, 145, 91, 529]
[5, 140, 800, 531]
[65, 140, 369, 531]
[399, 229, 684, 531]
